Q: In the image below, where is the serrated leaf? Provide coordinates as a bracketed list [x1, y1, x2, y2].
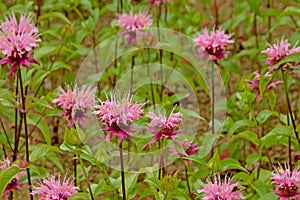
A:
[259, 76, 272, 95]
[69, 192, 90, 200]
[144, 177, 161, 190]
[0, 166, 19, 196]
[228, 120, 255, 137]
[30, 144, 63, 162]
[180, 108, 205, 120]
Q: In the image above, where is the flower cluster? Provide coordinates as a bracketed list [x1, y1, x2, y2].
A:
[246, 71, 282, 101]
[171, 139, 201, 161]
[197, 174, 245, 200]
[271, 163, 300, 200]
[194, 27, 234, 60]
[144, 107, 182, 148]
[93, 93, 146, 142]
[0, 158, 25, 198]
[0, 14, 40, 77]
[52, 85, 96, 128]
[116, 11, 152, 44]
[261, 38, 300, 71]
[31, 175, 78, 200]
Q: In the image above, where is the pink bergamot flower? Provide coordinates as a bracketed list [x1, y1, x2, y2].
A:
[116, 11, 152, 44]
[0, 158, 25, 198]
[194, 27, 234, 61]
[0, 13, 40, 77]
[246, 71, 282, 101]
[144, 107, 182, 149]
[93, 92, 146, 143]
[261, 38, 300, 72]
[197, 174, 245, 200]
[31, 175, 78, 200]
[271, 163, 300, 200]
[171, 139, 201, 157]
[52, 85, 96, 128]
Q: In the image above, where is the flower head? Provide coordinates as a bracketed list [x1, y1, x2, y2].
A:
[147, 0, 170, 8]
[261, 38, 300, 71]
[271, 163, 300, 200]
[194, 27, 234, 60]
[31, 175, 78, 200]
[246, 71, 282, 101]
[171, 139, 201, 158]
[93, 92, 146, 142]
[0, 13, 40, 76]
[52, 85, 96, 128]
[0, 158, 25, 198]
[197, 174, 245, 200]
[144, 107, 182, 148]
[116, 11, 152, 44]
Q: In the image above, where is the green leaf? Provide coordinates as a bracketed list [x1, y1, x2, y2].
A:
[69, 192, 90, 200]
[144, 177, 161, 190]
[30, 144, 63, 162]
[246, 154, 260, 166]
[220, 158, 249, 173]
[276, 52, 300, 66]
[259, 75, 272, 95]
[0, 166, 19, 196]
[228, 120, 255, 137]
[39, 12, 71, 24]
[280, 6, 300, 17]
[250, 180, 271, 197]
[256, 110, 273, 125]
[246, 0, 260, 15]
[198, 134, 220, 159]
[235, 130, 259, 146]
[208, 149, 220, 171]
[180, 108, 205, 120]
[27, 113, 51, 145]
[258, 193, 278, 200]
[261, 124, 295, 148]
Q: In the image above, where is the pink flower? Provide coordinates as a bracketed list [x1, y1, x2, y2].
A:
[144, 107, 182, 149]
[197, 174, 245, 200]
[246, 71, 282, 101]
[0, 158, 25, 198]
[261, 38, 300, 71]
[116, 11, 152, 44]
[31, 175, 78, 200]
[52, 85, 96, 128]
[0, 13, 40, 77]
[271, 163, 300, 200]
[93, 93, 146, 143]
[171, 139, 201, 157]
[194, 27, 234, 60]
[147, 0, 170, 8]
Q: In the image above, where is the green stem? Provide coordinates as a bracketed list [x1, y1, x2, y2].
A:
[185, 164, 193, 200]
[18, 68, 33, 200]
[281, 70, 299, 142]
[78, 156, 94, 200]
[120, 142, 126, 200]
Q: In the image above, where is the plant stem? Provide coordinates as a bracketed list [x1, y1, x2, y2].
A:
[119, 142, 126, 200]
[13, 75, 19, 162]
[185, 164, 193, 200]
[147, 48, 156, 109]
[18, 68, 33, 200]
[74, 154, 77, 186]
[78, 157, 94, 200]
[281, 70, 299, 142]
[130, 55, 135, 95]
[211, 61, 215, 135]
